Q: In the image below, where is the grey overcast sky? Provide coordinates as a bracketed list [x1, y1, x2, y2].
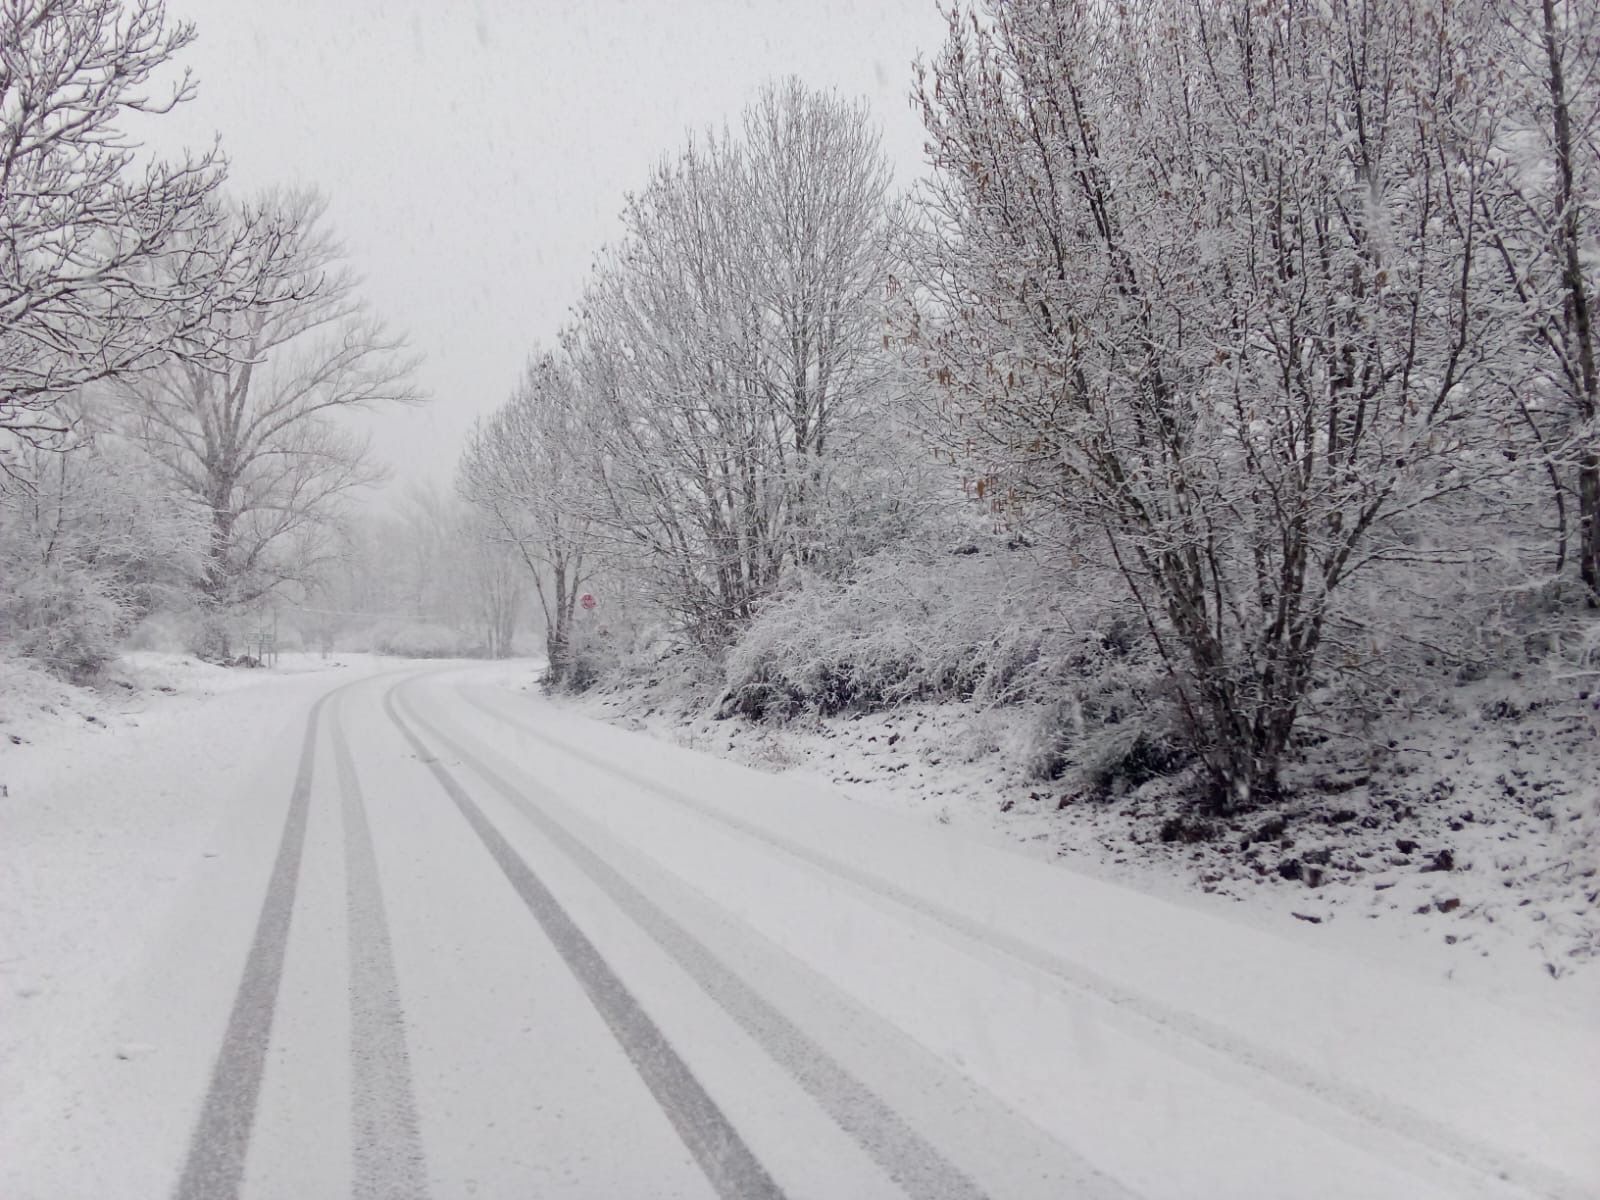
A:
[138, 0, 949, 499]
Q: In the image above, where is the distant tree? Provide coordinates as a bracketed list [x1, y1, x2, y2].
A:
[379, 486, 523, 657]
[0, 395, 205, 678]
[460, 513, 523, 659]
[458, 352, 591, 681]
[121, 191, 421, 651]
[0, 0, 286, 481]
[569, 79, 894, 648]
[392, 483, 460, 624]
[299, 488, 522, 660]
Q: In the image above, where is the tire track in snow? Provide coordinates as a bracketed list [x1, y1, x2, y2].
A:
[171, 689, 331, 1200]
[329, 698, 429, 1200]
[456, 681, 1580, 1200]
[391, 679, 1013, 1200]
[380, 687, 788, 1200]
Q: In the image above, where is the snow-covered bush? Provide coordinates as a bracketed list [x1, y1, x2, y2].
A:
[1077, 725, 1187, 798]
[186, 612, 238, 663]
[719, 530, 1199, 792]
[1005, 659, 1181, 789]
[2, 567, 125, 681]
[723, 538, 1149, 717]
[726, 553, 1003, 718]
[366, 622, 482, 659]
[554, 618, 703, 697]
[560, 633, 608, 693]
[0, 424, 205, 681]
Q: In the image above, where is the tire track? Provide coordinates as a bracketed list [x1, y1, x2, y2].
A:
[390, 679, 1039, 1200]
[172, 670, 425, 1200]
[329, 697, 429, 1200]
[172, 689, 332, 1200]
[381, 686, 788, 1200]
[455, 681, 1579, 1200]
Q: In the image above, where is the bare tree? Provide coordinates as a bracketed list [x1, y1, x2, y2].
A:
[1473, 0, 1600, 601]
[385, 486, 523, 657]
[460, 513, 523, 659]
[392, 483, 459, 624]
[122, 191, 421, 646]
[904, 0, 1517, 806]
[459, 351, 591, 680]
[0, 0, 288, 479]
[568, 79, 894, 647]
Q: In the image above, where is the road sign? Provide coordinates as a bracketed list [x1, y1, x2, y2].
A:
[580, 593, 597, 611]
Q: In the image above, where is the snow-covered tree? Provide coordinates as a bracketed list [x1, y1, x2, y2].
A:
[120, 191, 421, 649]
[1474, 0, 1600, 601]
[568, 78, 895, 647]
[0, 395, 204, 677]
[0, 0, 293, 481]
[903, 0, 1524, 806]
[458, 351, 591, 680]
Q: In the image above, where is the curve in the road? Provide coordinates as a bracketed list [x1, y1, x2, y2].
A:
[173, 670, 432, 1200]
[456, 681, 1581, 1200]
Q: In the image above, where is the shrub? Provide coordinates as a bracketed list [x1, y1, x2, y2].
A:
[559, 638, 605, 693]
[723, 539, 1146, 721]
[3, 567, 125, 681]
[187, 612, 237, 663]
[1081, 726, 1187, 798]
[366, 622, 481, 659]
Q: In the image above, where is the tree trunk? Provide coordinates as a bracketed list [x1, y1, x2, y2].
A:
[546, 628, 567, 683]
[1543, 0, 1600, 603]
[1580, 456, 1600, 604]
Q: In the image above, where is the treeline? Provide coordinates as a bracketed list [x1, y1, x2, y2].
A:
[1, 2, 421, 671]
[462, 0, 1598, 811]
[5, 1, 1595, 812]
[459, 80, 925, 680]
[302, 486, 527, 662]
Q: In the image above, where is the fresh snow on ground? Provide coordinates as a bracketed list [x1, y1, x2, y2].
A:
[467, 671, 1600, 1198]
[2, 656, 1595, 1199]
[0, 653, 390, 1093]
[562, 666, 1600, 1021]
[0, 651, 359, 758]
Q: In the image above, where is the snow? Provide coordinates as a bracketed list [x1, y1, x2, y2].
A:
[567, 666, 1600, 1020]
[0, 651, 359, 756]
[473, 668, 1600, 1197]
[2, 657, 1595, 1199]
[0, 653, 391, 1145]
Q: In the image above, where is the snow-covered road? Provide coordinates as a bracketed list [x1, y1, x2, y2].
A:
[2, 663, 1595, 1199]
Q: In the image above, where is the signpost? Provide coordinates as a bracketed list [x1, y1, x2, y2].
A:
[252, 626, 278, 668]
